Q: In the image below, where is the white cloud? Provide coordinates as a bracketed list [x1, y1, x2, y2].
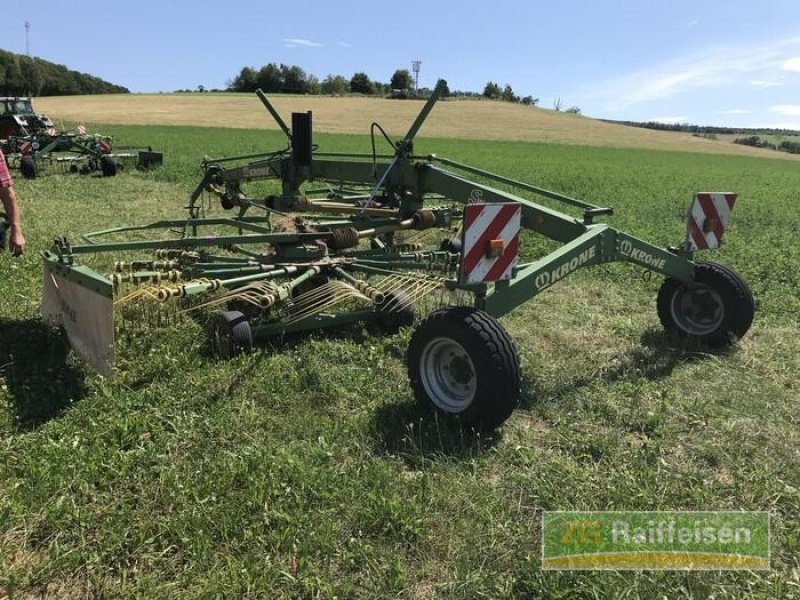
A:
[770, 104, 800, 116]
[282, 38, 324, 48]
[750, 78, 784, 88]
[335, 42, 352, 48]
[781, 57, 800, 72]
[584, 37, 800, 112]
[718, 109, 751, 115]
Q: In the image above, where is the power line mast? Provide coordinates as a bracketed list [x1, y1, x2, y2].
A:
[411, 60, 421, 92]
[24, 21, 31, 56]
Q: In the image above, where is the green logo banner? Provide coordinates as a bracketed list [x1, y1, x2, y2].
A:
[542, 511, 770, 570]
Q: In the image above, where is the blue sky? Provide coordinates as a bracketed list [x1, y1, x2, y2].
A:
[10, 0, 800, 128]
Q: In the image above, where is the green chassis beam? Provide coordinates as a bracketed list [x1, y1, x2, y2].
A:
[42, 251, 114, 298]
[44, 76, 701, 334]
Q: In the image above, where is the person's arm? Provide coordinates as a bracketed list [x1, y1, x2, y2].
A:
[0, 184, 25, 256]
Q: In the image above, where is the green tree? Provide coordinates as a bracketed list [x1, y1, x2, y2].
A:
[306, 74, 321, 95]
[0, 50, 127, 96]
[482, 81, 501, 99]
[5, 55, 23, 95]
[229, 66, 257, 92]
[501, 84, 519, 103]
[256, 63, 283, 93]
[19, 57, 43, 95]
[280, 64, 308, 93]
[390, 69, 413, 91]
[350, 72, 373, 94]
[320, 74, 349, 95]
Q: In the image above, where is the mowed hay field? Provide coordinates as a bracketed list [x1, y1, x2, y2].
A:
[36, 93, 800, 160]
[1, 96, 799, 598]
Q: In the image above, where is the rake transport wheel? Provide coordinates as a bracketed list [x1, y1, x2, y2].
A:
[376, 290, 415, 332]
[211, 311, 253, 359]
[407, 306, 521, 429]
[657, 261, 754, 347]
[20, 156, 36, 179]
[100, 155, 118, 177]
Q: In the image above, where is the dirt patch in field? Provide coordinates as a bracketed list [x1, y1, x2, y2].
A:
[35, 93, 798, 160]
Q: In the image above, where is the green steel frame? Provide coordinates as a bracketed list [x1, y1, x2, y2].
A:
[42, 79, 701, 344]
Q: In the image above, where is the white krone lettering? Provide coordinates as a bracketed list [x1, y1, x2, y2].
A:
[536, 246, 597, 291]
[626, 247, 666, 270]
[550, 247, 596, 284]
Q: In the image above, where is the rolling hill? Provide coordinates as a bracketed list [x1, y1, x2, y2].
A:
[33, 93, 798, 160]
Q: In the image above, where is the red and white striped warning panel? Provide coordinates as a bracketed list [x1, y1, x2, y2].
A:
[460, 203, 521, 284]
[77, 124, 87, 135]
[685, 192, 737, 250]
[19, 140, 33, 155]
[46, 127, 57, 136]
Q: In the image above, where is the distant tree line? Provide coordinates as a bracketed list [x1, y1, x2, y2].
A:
[480, 81, 540, 107]
[733, 135, 800, 155]
[226, 63, 556, 107]
[606, 119, 800, 137]
[0, 48, 129, 96]
[607, 119, 800, 155]
[227, 64, 449, 97]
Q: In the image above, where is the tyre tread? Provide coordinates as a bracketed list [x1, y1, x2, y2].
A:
[407, 306, 521, 429]
[656, 261, 754, 346]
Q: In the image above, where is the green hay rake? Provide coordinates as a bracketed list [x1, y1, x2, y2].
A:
[4, 130, 163, 179]
[1, 96, 162, 178]
[41, 80, 754, 429]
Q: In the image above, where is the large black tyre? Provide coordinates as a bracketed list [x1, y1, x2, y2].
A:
[657, 261, 754, 347]
[100, 155, 118, 177]
[211, 311, 253, 359]
[407, 306, 521, 429]
[20, 156, 36, 179]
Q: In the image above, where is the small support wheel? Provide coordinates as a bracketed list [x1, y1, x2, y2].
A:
[407, 306, 521, 429]
[439, 237, 462, 253]
[101, 155, 118, 177]
[376, 290, 414, 332]
[20, 156, 36, 179]
[211, 311, 253, 359]
[657, 261, 754, 347]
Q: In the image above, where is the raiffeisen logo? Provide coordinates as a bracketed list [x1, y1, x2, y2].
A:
[542, 511, 770, 570]
[619, 239, 666, 270]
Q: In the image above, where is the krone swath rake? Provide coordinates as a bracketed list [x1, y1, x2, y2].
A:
[1, 97, 162, 179]
[41, 80, 755, 429]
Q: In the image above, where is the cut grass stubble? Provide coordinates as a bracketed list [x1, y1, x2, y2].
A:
[0, 122, 798, 598]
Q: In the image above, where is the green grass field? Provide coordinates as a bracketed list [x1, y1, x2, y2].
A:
[1, 124, 799, 598]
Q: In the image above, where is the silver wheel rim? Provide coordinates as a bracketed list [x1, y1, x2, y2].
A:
[670, 284, 725, 336]
[419, 337, 477, 413]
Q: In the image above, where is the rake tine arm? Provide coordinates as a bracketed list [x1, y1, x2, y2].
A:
[256, 88, 292, 139]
